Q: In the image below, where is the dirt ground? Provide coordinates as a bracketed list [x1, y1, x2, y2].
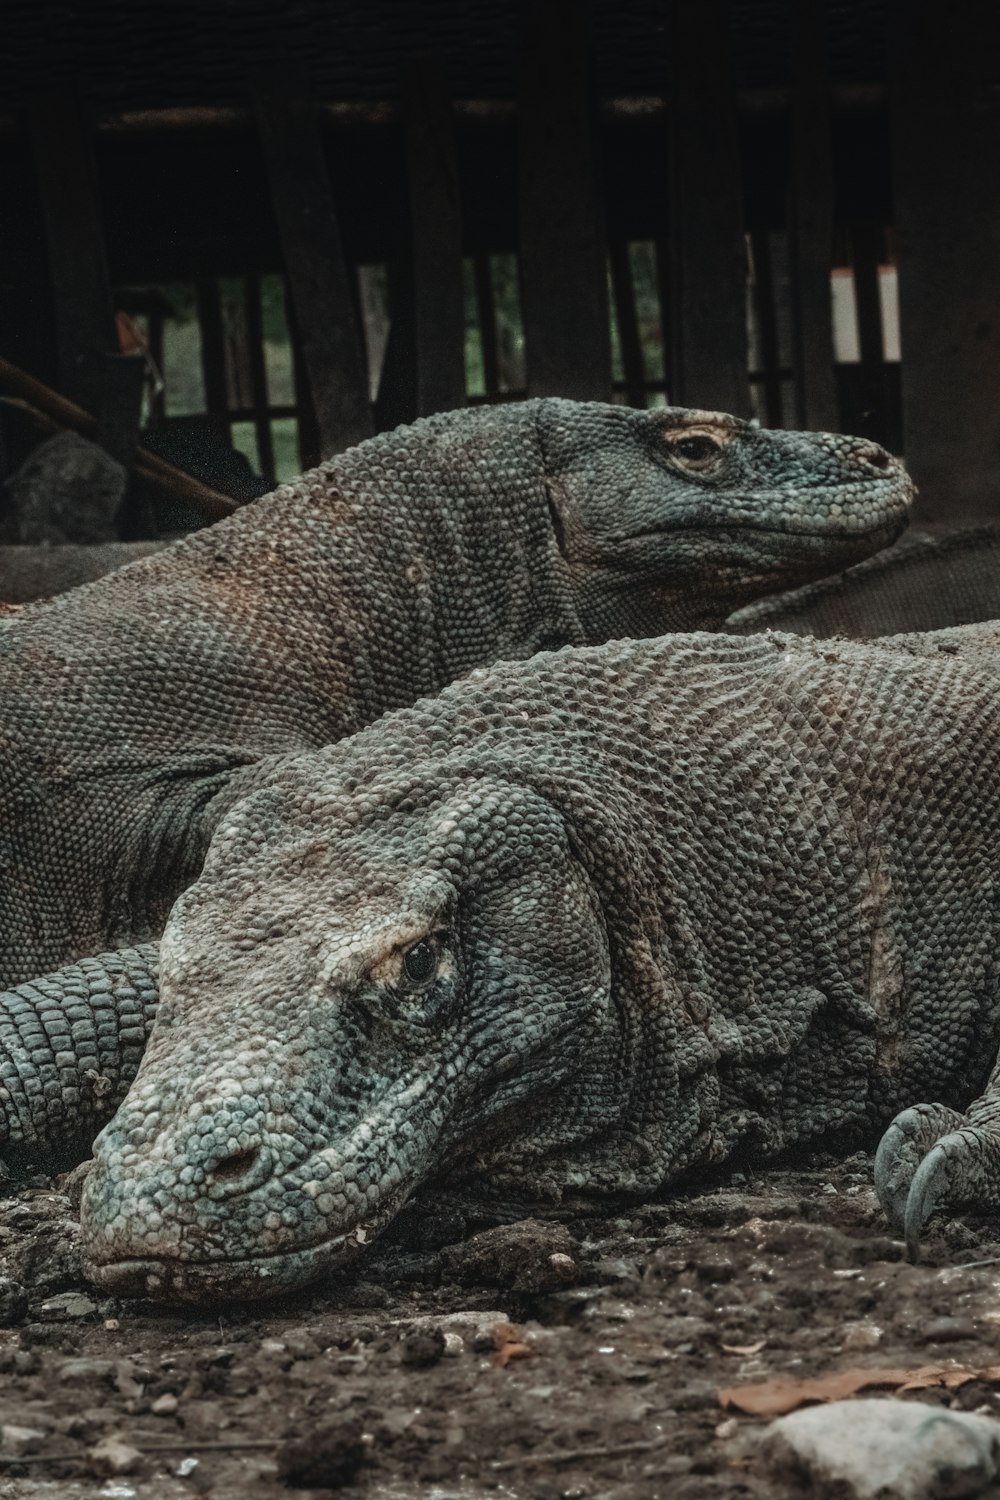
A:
[3, 1151, 1000, 1499]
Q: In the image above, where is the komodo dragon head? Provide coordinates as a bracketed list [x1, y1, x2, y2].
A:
[534, 401, 912, 633]
[80, 749, 669, 1303]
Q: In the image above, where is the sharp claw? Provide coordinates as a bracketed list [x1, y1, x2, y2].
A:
[874, 1120, 912, 1231]
[902, 1144, 947, 1262]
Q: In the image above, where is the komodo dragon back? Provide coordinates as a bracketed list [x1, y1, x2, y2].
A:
[40, 629, 1000, 1303]
[0, 400, 910, 989]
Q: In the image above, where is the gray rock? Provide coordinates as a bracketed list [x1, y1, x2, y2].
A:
[756, 1398, 1000, 1500]
[9, 431, 125, 544]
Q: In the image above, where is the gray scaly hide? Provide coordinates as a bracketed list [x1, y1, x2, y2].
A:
[67, 629, 1000, 1301]
[0, 400, 910, 988]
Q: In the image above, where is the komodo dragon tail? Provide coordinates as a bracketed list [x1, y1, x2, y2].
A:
[0, 946, 158, 1175]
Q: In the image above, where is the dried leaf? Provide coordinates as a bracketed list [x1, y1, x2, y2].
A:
[495, 1341, 533, 1367]
[718, 1363, 1000, 1417]
[721, 1341, 766, 1356]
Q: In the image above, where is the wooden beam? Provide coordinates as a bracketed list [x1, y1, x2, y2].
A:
[667, 0, 749, 416]
[787, 0, 839, 433]
[517, 0, 610, 401]
[401, 58, 466, 416]
[251, 69, 373, 457]
[0, 357, 236, 521]
[892, 0, 1000, 521]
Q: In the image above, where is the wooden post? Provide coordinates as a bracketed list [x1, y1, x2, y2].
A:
[667, 0, 749, 417]
[26, 87, 147, 530]
[517, 0, 611, 401]
[787, 0, 839, 433]
[892, 0, 1000, 521]
[251, 69, 373, 457]
[401, 58, 466, 416]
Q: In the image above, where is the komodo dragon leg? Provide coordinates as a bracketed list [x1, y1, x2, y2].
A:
[875, 1081, 1000, 1261]
[0, 946, 158, 1174]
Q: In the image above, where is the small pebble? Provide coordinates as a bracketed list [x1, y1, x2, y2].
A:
[88, 1435, 143, 1476]
[842, 1321, 884, 1352]
[151, 1393, 179, 1416]
[0, 1278, 28, 1327]
[1, 1424, 46, 1457]
[40, 1292, 97, 1321]
[442, 1331, 464, 1357]
[276, 1419, 365, 1488]
[400, 1327, 446, 1368]
[922, 1316, 977, 1344]
[58, 1357, 115, 1384]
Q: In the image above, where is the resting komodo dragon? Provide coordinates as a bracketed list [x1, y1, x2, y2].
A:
[0, 400, 909, 991]
[2, 626, 999, 1301]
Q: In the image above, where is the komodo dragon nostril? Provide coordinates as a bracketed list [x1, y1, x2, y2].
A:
[210, 1146, 262, 1184]
[858, 445, 891, 470]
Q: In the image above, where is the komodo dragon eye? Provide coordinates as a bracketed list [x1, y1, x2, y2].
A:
[401, 939, 437, 988]
[667, 434, 724, 469]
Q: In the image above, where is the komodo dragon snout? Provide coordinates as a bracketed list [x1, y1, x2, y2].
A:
[80, 777, 616, 1302]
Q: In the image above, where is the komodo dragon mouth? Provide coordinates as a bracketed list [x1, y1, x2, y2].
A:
[84, 1181, 415, 1303]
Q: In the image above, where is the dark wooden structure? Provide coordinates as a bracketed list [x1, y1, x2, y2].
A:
[1, 0, 998, 529]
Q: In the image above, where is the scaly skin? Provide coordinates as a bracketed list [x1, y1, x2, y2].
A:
[0, 401, 910, 991]
[56, 629, 1000, 1302]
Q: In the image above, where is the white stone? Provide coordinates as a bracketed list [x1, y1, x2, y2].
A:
[756, 1399, 1000, 1500]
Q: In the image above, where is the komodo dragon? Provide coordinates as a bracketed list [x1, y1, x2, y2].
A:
[2, 627, 999, 1301]
[729, 523, 1000, 638]
[0, 400, 909, 991]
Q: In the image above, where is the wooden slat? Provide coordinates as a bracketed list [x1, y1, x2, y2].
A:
[517, 0, 610, 401]
[653, 238, 674, 401]
[195, 278, 230, 433]
[609, 242, 646, 408]
[401, 57, 466, 416]
[892, 0, 1000, 522]
[473, 256, 500, 399]
[787, 0, 839, 433]
[850, 222, 886, 442]
[243, 274, 276, 482]
[373, 256, 418, 433]
[251, 69, 373, 457]
[748, 231, 783, 427]
[287, 290, 321, 473]
[667, 0, 749, 417]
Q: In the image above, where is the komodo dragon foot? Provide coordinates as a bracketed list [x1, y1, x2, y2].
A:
[875, 1099, 1000, 1261]
[0, 947, 159, 1176]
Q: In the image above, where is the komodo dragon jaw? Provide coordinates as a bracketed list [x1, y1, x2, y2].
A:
[80, 780, 630, 1302]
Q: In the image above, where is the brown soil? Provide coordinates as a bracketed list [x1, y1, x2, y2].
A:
[3, 1153, 1000, 1499]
